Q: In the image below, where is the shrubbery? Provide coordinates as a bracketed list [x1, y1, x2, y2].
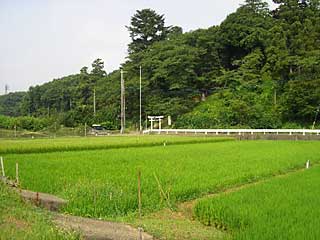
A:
[175, 90, 282, 129]
[0, 115, 49, 131]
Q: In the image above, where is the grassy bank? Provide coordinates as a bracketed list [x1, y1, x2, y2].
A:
[0, 182, 79, 240]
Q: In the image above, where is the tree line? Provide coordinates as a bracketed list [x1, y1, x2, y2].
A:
[1, 0, 320, 130]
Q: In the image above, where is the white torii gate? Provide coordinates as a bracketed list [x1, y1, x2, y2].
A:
[148, 116, 164, 131]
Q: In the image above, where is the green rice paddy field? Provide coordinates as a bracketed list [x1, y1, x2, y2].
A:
[1, 136, 320, 239]
[0, 135, 230, 154]
[194, 166, 320, 240]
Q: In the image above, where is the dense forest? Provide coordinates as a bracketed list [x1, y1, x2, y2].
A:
[1, 0, 320, 131]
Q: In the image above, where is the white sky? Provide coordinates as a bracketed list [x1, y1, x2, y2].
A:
[0, 0, 277, 94]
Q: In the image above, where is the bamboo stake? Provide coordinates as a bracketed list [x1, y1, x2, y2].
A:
[153, 172, 172, 209]
[16, 162, 19, 185]
[138, 227, 143, 240]
[36, 192, 40, 206]
[138, 170, 142, 219]
[93, 186, 97, 215]
[0, 157, 5, 177]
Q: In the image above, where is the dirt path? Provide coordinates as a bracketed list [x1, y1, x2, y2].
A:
[17, 189, 68, 211]
[177, 166, 310, 219]
[54, 214, 153, 240]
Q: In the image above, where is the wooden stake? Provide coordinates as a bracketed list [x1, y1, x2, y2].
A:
[36, 192, 40, 206]
[306, 160, 310, 169]
[16, 162, 19, 185]
[0, 157, 5, 177]
[93, 186, 97, 215]
[138, 227, 143, 240]
[138, 170, 142, 218]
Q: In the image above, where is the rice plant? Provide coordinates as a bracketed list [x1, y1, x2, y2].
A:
[0, 135, 232, 154]
[3, 140, 320, 220]
[194, 166, 320, 240]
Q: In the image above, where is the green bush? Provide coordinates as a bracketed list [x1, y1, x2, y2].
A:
[0, 115, 49, 131]
[175, 90, 282, 129]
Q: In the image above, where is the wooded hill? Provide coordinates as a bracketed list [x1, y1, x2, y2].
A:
[1, 0, 320, 130]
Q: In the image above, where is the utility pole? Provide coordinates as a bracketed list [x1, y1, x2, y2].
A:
[312, 105, 320, 130]
[5, 84, 9, 94]
[120, 69, 126, 134]
[139, 66, 142, 132]
[124, 86, 126, 129]
[14, 125, 17, 138]
[93, 87, 96, 117]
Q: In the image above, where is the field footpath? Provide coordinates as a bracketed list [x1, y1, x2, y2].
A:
[136, 163, 318, 239]
[17, 189, 68, 211]
[1, 177, 68, 211]
[53, 214, 153, 240]
[177, 166, 310, 219]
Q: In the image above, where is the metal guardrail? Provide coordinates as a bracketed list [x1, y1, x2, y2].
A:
[143, 129, 320, 135]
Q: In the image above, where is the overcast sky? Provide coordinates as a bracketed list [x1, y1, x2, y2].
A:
[0, 0, 277, 94]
